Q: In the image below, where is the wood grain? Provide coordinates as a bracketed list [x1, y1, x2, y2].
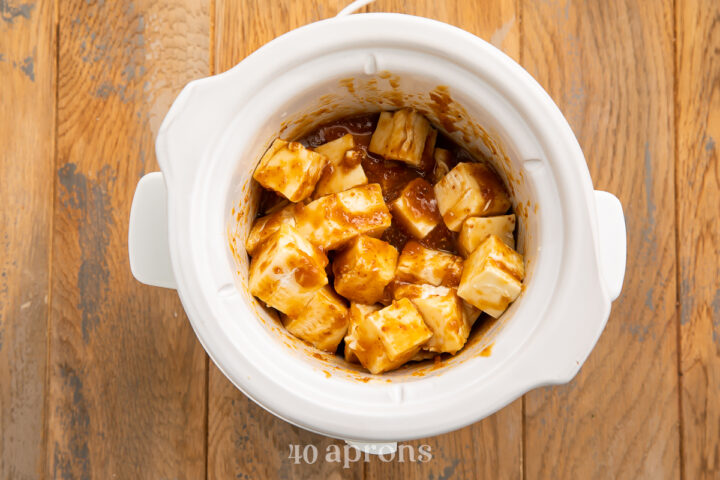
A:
[210, 2, 364, 479]
[46, 1, 209, 478]
[521, 0, 680, 478]
[210, 2, 523, 479]
[359, 1, 523, 479]
[676, 0, 720, 478]
[0, 1, 55, 478]
[363, 399, 522, 480]
[1, 0, 718, 478]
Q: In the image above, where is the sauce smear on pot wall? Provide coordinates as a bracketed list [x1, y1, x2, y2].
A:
[248, 109, 525, 374]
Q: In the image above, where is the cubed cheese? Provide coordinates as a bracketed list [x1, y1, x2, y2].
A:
[457, 234, 525, 317]
[313, 134, 368, 198]
[368, 298, 433, 362]
[248, 224, 328, 316]
[457, 214, 516, 257]
[344, 303, 381, 363]
[432, 148, 453, 183]
[393, 284, 472, 354]
[394, 241, 464, 288]
[245, 203, 302, 256]
[462, 301, 482, 326]
[283, 286, 349, 352]
[344, 311, 391, 374]
[295, 184, 392, 250]
[368, 109, 431, 167]
[253, 139, 328, 202]
[434, 162, 511, 231]
[418, 128, 438, 172]
[348, 298, 432, 374]
[333, 235, 398, 304]
[390, 178, 442, 239]
[368, 111, 393, 158]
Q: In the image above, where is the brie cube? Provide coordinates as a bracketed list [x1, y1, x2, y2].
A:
[432, 148, 452, 183]
[462, 301, 482, 327]
[390, 178, 442, 239]
[344, 303, 381, 363]
[368, 111, 393, 158]
[417, 128, 438, 171]
[393, 283, 473, 354]
[246, 203, 302, 256]
[253, 139, 328, 202]
[351, 298, 432, 374]
[345, 308, 395, 374]
[313, 134, 368, 198]
[395, 241, 464, 288]
[295, 184, 392, 250]
[333, 235, 399, 304]
[457, 234, 525, 317]
[248, 224, 328, 316]
[434, 162, 511, 231]
[283, 286, 349, 352]
[369, 298, 433, 362]
[369, 109, 431, 167]
[458, 214, 516, 257]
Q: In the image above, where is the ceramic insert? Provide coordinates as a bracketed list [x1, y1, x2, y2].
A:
[226, 79, 541, 378]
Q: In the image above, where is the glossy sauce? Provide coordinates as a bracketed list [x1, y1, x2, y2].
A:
[289, 113, 490, 255]
[252, 112, 514, 367]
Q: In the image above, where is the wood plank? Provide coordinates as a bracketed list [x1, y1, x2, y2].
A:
[676, 0, 720, 478]
[363, 399, 523, 480]
[362, 2, 523, 479]
[0, 1, 55, 478]
[210, 1, 522, 479]
[210, 2, 364, 479]
[46, 1, 209, 478]
[521, 1, 680, 478]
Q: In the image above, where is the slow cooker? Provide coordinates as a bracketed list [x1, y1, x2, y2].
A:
[129, 12, 626, 453]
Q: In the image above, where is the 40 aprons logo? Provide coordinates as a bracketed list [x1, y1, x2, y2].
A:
[288, 443, 432, 468]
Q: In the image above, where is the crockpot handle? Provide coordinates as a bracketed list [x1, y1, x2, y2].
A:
[593, 190, 626, 301]
[128, 172, 177, 289]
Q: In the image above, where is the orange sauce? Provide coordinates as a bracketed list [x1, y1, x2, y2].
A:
[249, 111, 516, 372]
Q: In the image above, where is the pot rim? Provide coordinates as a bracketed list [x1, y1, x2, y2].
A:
[156, 13, 611, 442]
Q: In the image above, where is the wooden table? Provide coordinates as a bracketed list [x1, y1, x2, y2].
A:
[1, 0, 718, 478]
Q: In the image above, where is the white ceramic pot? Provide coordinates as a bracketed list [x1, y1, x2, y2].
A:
[129, 13, 626, 453]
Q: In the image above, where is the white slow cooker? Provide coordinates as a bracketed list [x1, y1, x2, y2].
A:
[128, 12, 626, 453]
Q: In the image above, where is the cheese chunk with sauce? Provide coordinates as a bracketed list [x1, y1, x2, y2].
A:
[369, 109, 431, 167]
[394, 284, 473, 354]
[432, 148, 453, 183]
[390, 178, 442, 239]
[434, 162, 511, 231]
[395, 241, 463, 288]
[248, 224, 328, 316]
[253, 139, 328, 202]
[313, 134, 368, 198]
[369, 298, 433, 362]
[348, 298, 432, 374]
[283, 286, 349, 352]
[333, 235, 399, 304]
[462, 300, 482, 326]
[245, 203, 302, 256]
[415, 128, 438, 172]
[458, 214, 516, 257]
[457, 234, 525, 317]
[295, 184, 392, 250]
[344, 303, 381, 363]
